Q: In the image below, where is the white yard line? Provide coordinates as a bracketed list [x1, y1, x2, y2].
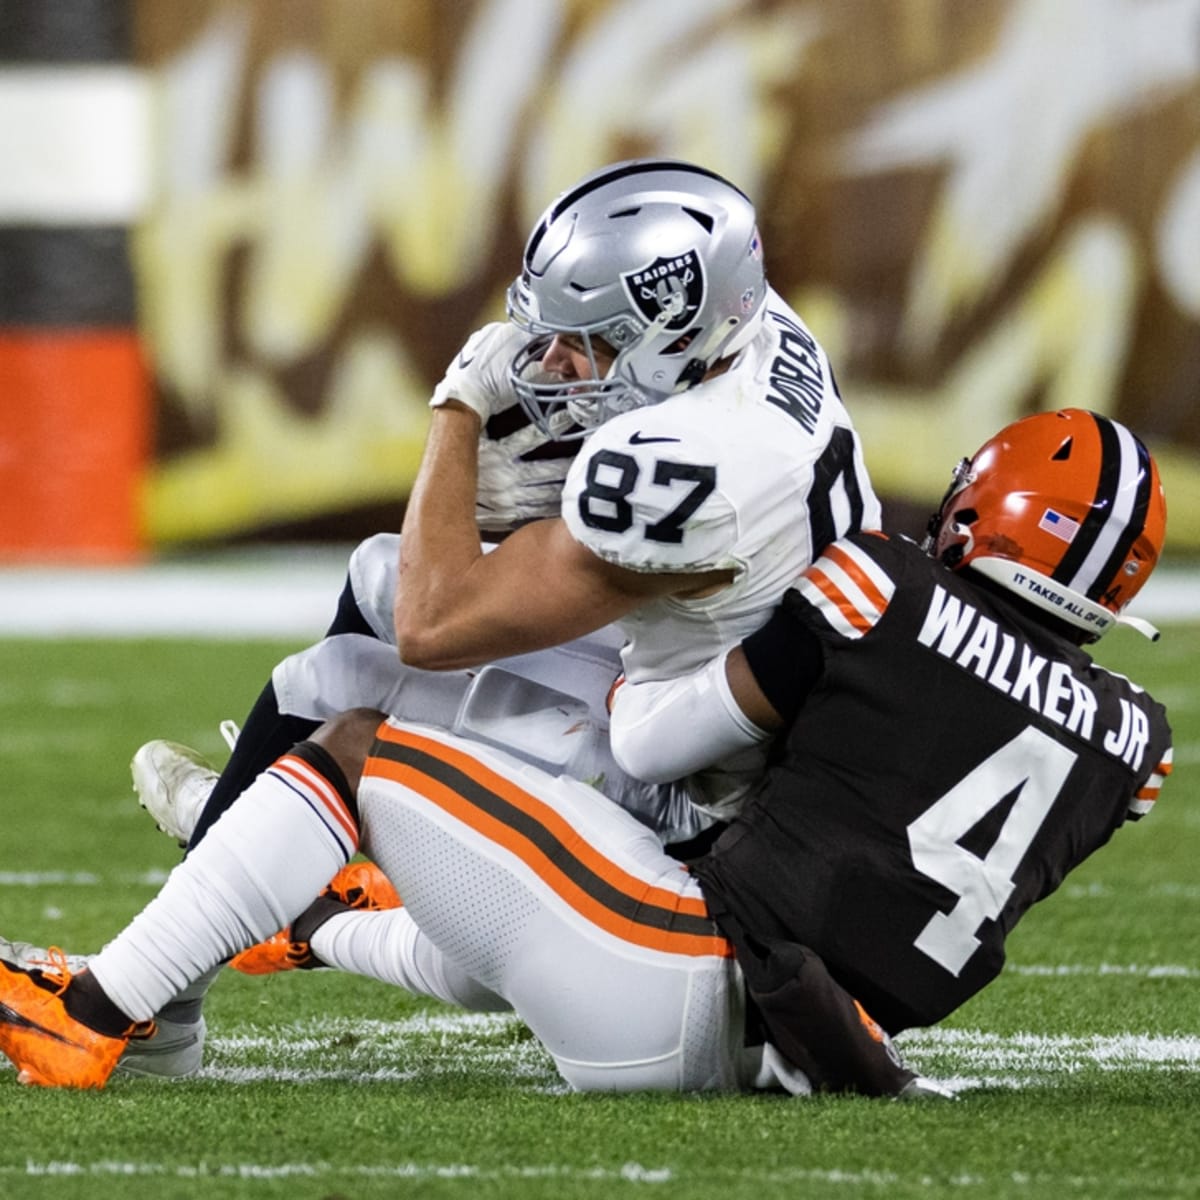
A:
[1006, 962, 1200, 977]
[8, 1161, 677, 1184]
[162, 1018, 1200, 1087]
[4, 1160, 1197, 1190]
[899, 1027, 1200, 1067]
[0, 869, 169, 886]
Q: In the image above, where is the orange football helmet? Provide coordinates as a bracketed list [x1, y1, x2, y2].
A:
[927, 409, 1166, 641]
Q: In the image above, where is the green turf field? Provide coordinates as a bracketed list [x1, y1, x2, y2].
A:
[0, 633, 1196, 1199]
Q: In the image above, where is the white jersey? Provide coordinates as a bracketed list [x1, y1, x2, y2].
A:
[563, 289, 880, 684]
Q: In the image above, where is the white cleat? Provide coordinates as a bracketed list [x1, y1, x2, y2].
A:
[895, 1075, 958, 1102]
[130, 740, 220, 847]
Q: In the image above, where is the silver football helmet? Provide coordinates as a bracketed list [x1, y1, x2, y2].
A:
[507, 159, 769, 438]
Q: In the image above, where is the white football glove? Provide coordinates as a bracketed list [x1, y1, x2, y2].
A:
[475, 417, 578, 531]
[430, 322, 527, 423]
[431, 322, 578, 533]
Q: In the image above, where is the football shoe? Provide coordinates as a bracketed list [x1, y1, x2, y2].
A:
[130, 741, 217, 846]
[0, 949, 154, 1089]
[230, 861, 401, 975]
[0, 940, 208, 1079]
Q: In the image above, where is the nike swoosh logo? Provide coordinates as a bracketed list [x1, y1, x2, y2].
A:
[629, 432, 681, 445]
[457, 353, 475, 369]
[0, 999, 87, 1049]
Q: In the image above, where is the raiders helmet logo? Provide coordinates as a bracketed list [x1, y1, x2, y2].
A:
[620, 249, 706, 332]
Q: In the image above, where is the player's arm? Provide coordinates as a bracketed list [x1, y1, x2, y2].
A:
[609, 604, 823, 782]
[395, 402, 732, 670]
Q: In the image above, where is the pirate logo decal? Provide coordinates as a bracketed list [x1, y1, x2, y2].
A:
[621, 249, 705, 332]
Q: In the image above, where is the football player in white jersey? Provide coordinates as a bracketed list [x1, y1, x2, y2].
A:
[111, 156, 877, 876]
[391, 158, 877, 820]
[0, 159, 880, 1080]
[144, 159, 876, 865]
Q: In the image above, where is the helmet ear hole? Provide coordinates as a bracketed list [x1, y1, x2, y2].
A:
[934, 506, 978, 568]
[1051, 438, 1072, 461]
[664, 329, 700, 356]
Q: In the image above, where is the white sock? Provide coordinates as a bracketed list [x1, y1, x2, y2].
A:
[311, 907, 507, 1012]
[90, 752, 357, 1021]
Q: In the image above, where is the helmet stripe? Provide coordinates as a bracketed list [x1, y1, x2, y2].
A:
[1050, 413, 1120, 587]
[525, 160, 747, 263]
[1090, 428, 1153, 601]
[1052, 415, 1149, 600]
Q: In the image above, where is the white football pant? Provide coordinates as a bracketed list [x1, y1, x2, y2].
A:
[358, 719, 762, 1093]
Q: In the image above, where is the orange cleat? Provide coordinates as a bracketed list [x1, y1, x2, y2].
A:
[227, 931, 312, 976]
[328, 861, 401, 913]
[0, 950, 154, 1089]
[230, 861, 401, 976]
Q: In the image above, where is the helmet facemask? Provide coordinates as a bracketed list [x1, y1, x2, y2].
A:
[922, 457, 976, 568]
[507, 300, 683, 439]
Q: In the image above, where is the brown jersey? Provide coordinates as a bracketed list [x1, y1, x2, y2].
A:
[694, 531, 1172, 1032]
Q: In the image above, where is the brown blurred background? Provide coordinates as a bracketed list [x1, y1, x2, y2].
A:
[3, 0, 1198, 561]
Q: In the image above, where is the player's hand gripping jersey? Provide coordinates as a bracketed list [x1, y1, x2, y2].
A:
[563, 289, 880, 685]
[432, 321, 581, 533]
[694, 531, 1172, 1033]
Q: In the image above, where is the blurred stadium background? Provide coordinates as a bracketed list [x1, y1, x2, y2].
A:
[1, 0, 1198, 606]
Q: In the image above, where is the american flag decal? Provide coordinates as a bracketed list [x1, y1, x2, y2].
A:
[1039, 509, 1080, 543]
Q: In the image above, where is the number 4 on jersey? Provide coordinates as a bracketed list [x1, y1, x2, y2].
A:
[906, 727, 1077, 976]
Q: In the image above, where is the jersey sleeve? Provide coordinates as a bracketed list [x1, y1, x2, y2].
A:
[561, 413, 738, 573]
[782, 531, 902, 644]
[1128, 742, 1172, 820]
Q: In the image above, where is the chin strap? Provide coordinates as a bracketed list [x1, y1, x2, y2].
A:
[1115, 613, 1161, 642]
[969, 557, 1112, 636]
[968, 556, 1163, 644]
